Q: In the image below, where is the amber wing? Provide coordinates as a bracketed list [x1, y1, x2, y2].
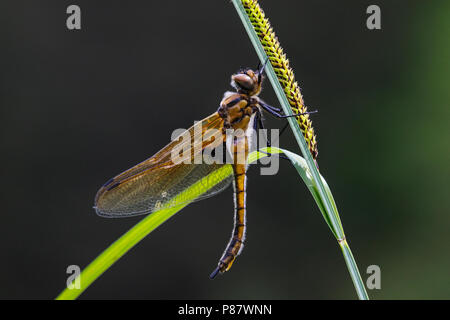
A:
[94, 113, 233, 217]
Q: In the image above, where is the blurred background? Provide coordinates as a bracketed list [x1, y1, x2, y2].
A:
[0, 0, 449, 299]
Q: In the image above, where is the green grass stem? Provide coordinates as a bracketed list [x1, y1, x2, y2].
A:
[232, 0, 369, 300]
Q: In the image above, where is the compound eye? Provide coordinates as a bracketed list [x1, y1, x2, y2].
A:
[232, 74, 254, 90]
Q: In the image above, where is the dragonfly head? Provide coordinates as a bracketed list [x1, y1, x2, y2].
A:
[231, 68, 263, 96]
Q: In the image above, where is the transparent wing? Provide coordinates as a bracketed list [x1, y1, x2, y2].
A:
[94, 113, 233, 218]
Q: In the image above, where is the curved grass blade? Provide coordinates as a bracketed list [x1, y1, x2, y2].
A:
[263, 147, 367, 298]
[57, 151, 270, 300]
[231, 0, 368, 299]
[57, 165, 232, 300]
[56, 147, 364, 300]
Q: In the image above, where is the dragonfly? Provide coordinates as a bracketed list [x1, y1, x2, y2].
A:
[94, 61, 313, 278]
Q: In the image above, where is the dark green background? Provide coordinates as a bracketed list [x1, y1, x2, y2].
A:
[0, 0, 449, 299]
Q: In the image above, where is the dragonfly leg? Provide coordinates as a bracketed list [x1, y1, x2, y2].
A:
[255, 114, 290, 161]
[259, 100, 318, 119]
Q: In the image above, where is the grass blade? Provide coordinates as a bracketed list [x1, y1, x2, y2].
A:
[58, 152, 269, 300]
[232, 0, 369, 299]
[57, 0, 369, 299]
[266, 147, 367, 299]
[56, 146, 366, 300]
[56, 165, 233, 300]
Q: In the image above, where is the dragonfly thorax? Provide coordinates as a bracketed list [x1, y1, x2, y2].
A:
[218, 92, 260, 133]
